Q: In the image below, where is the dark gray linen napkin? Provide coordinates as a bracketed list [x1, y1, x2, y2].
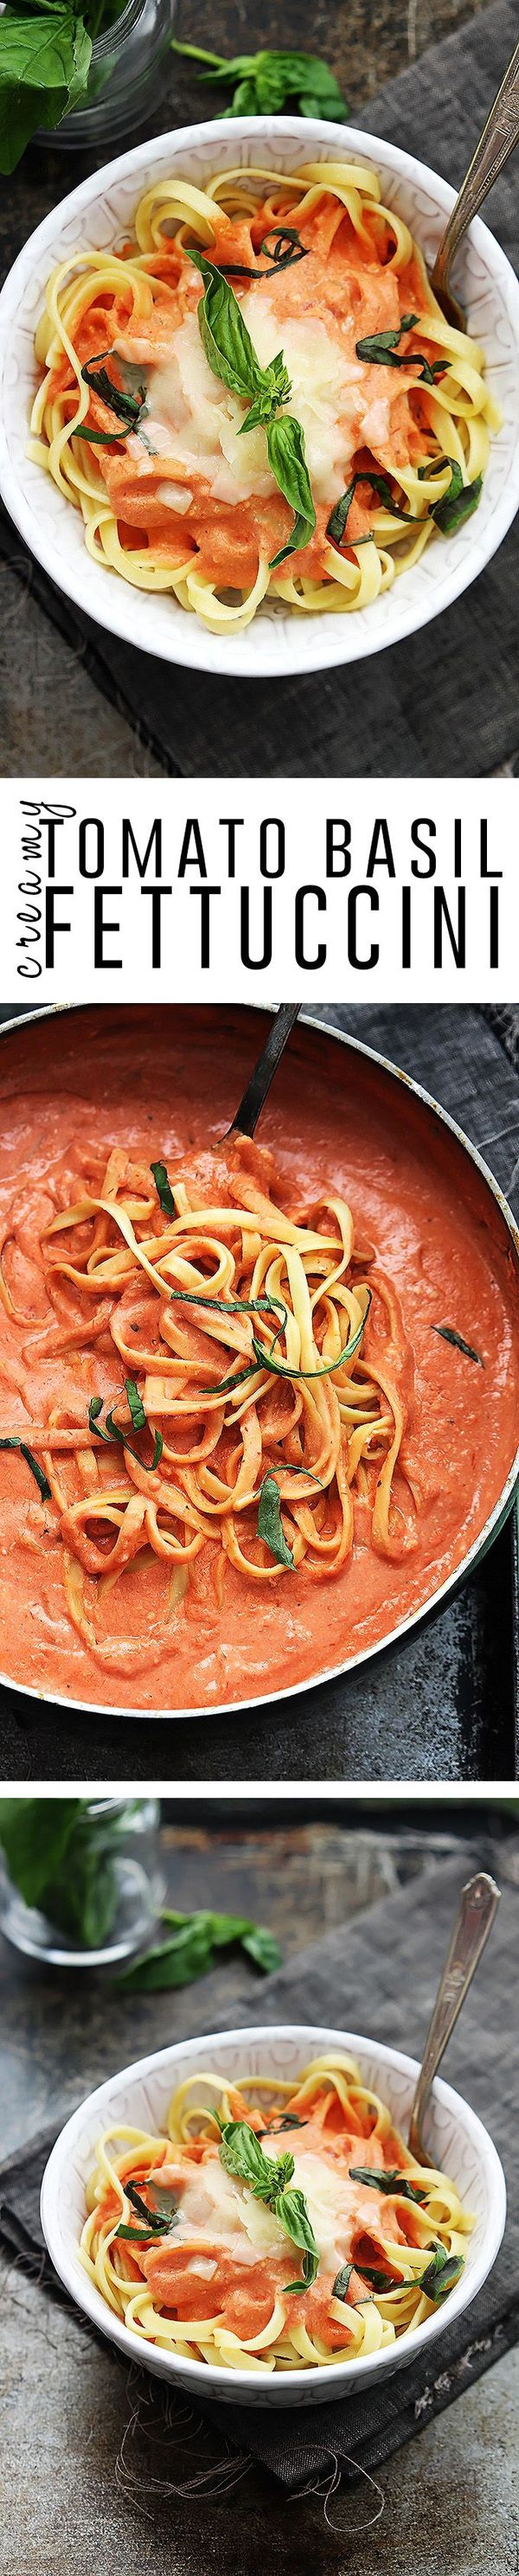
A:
[1, 0, 518, 776]
[2, 1845, 517, 2493]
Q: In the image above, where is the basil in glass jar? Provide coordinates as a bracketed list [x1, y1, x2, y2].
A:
[0, 1796, 164, 1966]
[49, 0, 177, 147]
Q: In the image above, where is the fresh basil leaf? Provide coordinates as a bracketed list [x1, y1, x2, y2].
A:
[74, 426, 126, 445]
[257, 2113, 308, 2136]
[219, 2119, 275, 2192]
[357, 2264, 402, 2291]
[114, 2224, 159, 2242]
[0, 1796, 84, 1908]
[432, 1323, 483, 1365]
[250, 1292, 369, 1383]
[240, 1923, 283, 1973]
[257, 1471, 294, 1569]
[0, 4, 91, 172]
[275, 2188, 318, 2282]
[349, 2164, 428, 2203]
[420, 2248, 464, 2301]
[185, 246, 266, 402]
[0, 1436, 51, 1501]
[332, 2262, 353, 2299]
[266, 413, 316, 567]
[151, 1159, 176, 1218]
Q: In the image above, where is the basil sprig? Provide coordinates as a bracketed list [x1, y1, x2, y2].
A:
[256, 1464, 324, 1569]
[356, 312, 446, 387]
[186, 244, 315, 566]
[171, 42, 349, 125]
[88, 1379, 163, 1472]
[349, 2164, 428, 2205]
[218, 2117, 319, 2288]
[185, 245, 291, 419]
[420, 2247, 465, 2301]
[0, 1437, 51, 1501]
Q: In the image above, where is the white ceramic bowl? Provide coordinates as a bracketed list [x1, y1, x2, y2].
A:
[41, 2022, 506, 2410]
[1, 115, 519, 681]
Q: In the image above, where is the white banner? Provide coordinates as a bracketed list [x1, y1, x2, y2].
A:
[3, 775, 518, 1002]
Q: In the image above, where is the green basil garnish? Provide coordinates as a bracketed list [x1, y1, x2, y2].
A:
[349, 2164, 428, 2203]
[332, 2261, 353, 2299]
[356, 313, 445, 387]
[420, 2248, 465, 2301]
[218, 2117, 318, 2285]
[257, 1471, 295, 1569]
[432, 1323, 483, 1366]
[88, 1384, 163, 1471]
[0, 1437, 51, 1501]
[267, 413, 316, 566]
[185, 245, 291, 419]
[327, 470, 420, 548]
[151, 1159, 176, 1218]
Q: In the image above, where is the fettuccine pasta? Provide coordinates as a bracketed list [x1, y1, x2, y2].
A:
[0, 1131, 413, 1671]
[80, 2052, 472, 2374]
[29, 157, 499, 633]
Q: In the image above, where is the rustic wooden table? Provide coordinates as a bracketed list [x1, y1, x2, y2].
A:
[0, 0, 488, 776]
[1, 1807, 518, 2576]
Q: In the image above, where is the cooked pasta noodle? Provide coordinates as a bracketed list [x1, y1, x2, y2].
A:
[0, 1132, 415, 1670]
[80, 2053, 473, 2373]
[29, 157, 499, 632]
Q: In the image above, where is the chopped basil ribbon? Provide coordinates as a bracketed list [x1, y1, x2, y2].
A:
[74, 427, 130, 447]
[185, 242, 316, 564]
[88, 1384, 163, 1472]
[80, 355, 148, 431]
[257, 1464, 324, 1569]
[219, 226, 310, 281]
[218, 2117, 318, 2285]
[257, 1472, 295, 1569]
[418, 455, 483, 532]
[432, 1323, 483, 1366]
[332, 2261, 353, 2300]
[349, 2164, 428, 2204]
[151, 1160, 176, 1218]
[355, 312, 446, 387]
[357, 2263, 403, 2290]
[0, 1437, 51, 1501]
[114, 2177, 179, 2241]
[420, 2248, 465, 2301]
[327, 470, 420, 549]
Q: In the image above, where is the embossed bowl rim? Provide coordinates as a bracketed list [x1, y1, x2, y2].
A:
[41, 2022, 507, 2407]
[1, 114, 519, 677]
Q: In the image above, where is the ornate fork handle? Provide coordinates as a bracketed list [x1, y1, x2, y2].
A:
[409, 1872, 500, 2158]
[432, 36, 519, 296]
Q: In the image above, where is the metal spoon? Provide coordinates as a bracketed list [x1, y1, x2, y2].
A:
[225, 1002, 301, 1141]
[408, 1870, 500, 2162]
[431, 35, 519, 328]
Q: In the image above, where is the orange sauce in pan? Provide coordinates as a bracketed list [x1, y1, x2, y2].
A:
[0, 1006, 517, 1714]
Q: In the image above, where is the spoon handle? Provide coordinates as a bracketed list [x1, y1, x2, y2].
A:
[432, 36, 519, 296]
[408, 1871, 500, 2159]
[227, 1003, 301, 1141]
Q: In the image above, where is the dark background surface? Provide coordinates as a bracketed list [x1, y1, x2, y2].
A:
[2, 1799, 518, 2575]
[3, 0, 517, 781]
[0, 998, 517, 1784]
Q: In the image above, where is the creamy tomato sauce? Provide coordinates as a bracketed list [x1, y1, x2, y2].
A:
[0, 1006, 517, 1713]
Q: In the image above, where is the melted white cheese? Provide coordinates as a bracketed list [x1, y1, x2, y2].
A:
[166, 2144, 386, 2279]
[138, 298, 368, 511]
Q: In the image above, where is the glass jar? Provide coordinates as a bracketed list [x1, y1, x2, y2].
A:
[49, 0, 178, 148]
[0, 1797, 164, 1967]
